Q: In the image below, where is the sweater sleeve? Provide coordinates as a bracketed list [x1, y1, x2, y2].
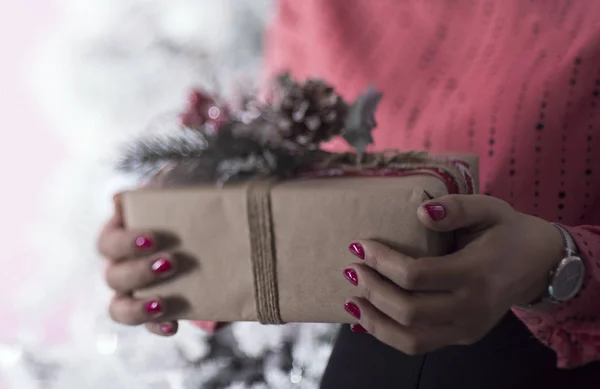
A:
[512, 225, 600, 369]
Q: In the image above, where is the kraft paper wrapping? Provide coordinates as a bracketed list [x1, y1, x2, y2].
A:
[123, 154, 478, 324]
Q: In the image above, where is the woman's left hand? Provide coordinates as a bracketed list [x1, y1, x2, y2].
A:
[343, 194, 565, 355]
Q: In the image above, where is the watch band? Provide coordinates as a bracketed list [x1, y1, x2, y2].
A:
[554, 224, 578, 257]
[517, 224, 583, 312]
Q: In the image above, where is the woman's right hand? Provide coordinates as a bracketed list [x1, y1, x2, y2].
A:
[97, 194, 180, 336]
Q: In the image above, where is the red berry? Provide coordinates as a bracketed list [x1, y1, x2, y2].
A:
[188, 89, 213, 107]
[180, 89, 231, 130]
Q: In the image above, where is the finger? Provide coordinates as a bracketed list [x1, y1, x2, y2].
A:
[350, 323, 368, 333]
[98, 227, 159, 260]
[113, 193, 126, 226]
[97, 194, 127, 248]
[344, 264, 460, 326]
[417, 194, 511, 232]
[109, 294, 166, 326]
[103, 193, 125, 230]
[97, 193, 159, 259]
[349, 240, 463, 291]
[344, 297, 458, 356]
[145, 321, 178, 337]
[105, 253, 176, 292]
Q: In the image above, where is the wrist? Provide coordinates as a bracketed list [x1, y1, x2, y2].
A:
[543, 222, 567, 272]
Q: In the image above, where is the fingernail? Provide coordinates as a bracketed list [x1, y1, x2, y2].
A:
[135, 236, 154, 250]
[349, 243, 365, 259]
[344, 301, 361, 319]
[351, 324, 368, 333]
[145, 300, 163, 315]
[151, 258, 173, 275]
[424, 204, 446, 221]
[343, 268, 358, 286]
[160, 323, 176, 335]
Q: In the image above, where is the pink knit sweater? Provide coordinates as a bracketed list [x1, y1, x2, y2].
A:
[263, 0, 600, 368]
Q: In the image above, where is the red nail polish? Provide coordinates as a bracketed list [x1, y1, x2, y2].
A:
[351, 324, 368, 333]
[145, 300, 162, 315]
[344, 302, 361, 319]
[160, 324, 175, 335]
[135, 236, 154, 250]
[343, 268, 358, 286]
[152, 258, 173, 274]
[349, 243, 365, 259]
[424, 204, 446, 221]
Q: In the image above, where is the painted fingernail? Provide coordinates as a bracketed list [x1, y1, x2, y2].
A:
[351, 324, 368, 333]
[343, 268, 358, 286]
[349, 243, 365, 259]
[145, 300, 163, 315]
[344, 302, 361, 319]
[160, 323, 176, 335]
[135, 236, 154, 250]
[151, 258, 173, 275]
[424, 204, 446, 221]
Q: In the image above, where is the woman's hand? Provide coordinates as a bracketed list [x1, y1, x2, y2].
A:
[97, 194, 180, 336]
[342, 194, 565, 355]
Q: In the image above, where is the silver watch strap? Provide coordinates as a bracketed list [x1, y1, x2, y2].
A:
[516, 224, 580, 312]
[554, 224, 578, 256]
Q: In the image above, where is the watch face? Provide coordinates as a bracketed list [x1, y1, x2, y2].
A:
[551, 256, 585, 302]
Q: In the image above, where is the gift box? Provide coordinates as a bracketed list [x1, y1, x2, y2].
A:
[117, 74, 478, 325]
[122, 153, 477, 324]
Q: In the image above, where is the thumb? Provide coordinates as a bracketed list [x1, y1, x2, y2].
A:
[106, 193, 125, 229]
[417, 194, 510, 232]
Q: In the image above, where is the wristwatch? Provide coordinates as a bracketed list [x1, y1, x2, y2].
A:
[519, 224, 586, 312]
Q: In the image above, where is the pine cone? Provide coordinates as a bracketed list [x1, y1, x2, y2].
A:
[275, 75, 349, 149]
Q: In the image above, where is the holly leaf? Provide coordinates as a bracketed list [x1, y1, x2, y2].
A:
[342, 87, 383, 153]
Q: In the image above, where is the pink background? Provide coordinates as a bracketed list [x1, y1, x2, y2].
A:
[0, 0, 64, 335]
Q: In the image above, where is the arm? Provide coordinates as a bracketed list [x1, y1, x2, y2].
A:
[513, 224, 600, 368]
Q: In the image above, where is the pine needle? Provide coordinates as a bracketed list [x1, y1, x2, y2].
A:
[116, 128, 209, 177]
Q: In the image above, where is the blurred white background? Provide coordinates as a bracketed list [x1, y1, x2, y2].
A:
[0, 0, 64, 339]
[0, 1, 336, 388]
